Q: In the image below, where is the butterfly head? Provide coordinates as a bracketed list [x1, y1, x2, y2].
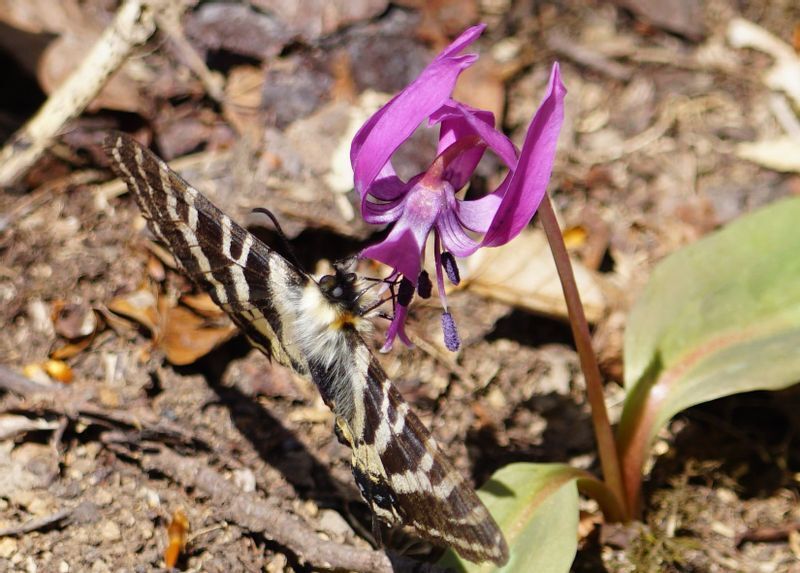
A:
[318, 256, 360, 310]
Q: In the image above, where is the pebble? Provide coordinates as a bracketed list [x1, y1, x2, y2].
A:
[138, 487, 161, 509]
[100, 520, 121, 542]
[94, 489, 114, 507]
[0, 538, 17, 558]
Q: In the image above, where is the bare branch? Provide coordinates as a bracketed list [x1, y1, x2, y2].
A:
[140, 447, 445, 573]
[0, 0, 190, 188]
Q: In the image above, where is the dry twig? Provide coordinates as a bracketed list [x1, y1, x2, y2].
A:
[0, 0, 190, 188]
[140, 447, 444, 573]
[0, 508, 73, 537]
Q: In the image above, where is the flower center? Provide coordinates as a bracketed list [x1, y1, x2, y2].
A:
[404, 178, 449, 222]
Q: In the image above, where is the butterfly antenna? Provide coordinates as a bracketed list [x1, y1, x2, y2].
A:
[250, 207, 304, 270]
[357, 274, 403, 318]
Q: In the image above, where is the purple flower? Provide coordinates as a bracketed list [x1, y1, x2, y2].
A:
[351, 24, 566, 351]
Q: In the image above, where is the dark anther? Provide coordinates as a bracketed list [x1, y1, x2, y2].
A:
[417, 270, 432, 298]
[441, 311, 460, 351]
[441, 251, 461, 285]
[397, 277, 414, 307]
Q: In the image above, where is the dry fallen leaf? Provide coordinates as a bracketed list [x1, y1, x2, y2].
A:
[160, 304, 237, 366]
[106, 283, 236, 365]
[164, 508, 190, 568]
[728, 18, 800, 108]
[180, 292, 226, 318]
[107, 288, 161, 334]
[736, 136, 800, 173]
[50, 336, 94, 361]
[224, 65, 266, 138]
[462, 228, 607, 323]
[0, 415, 59, 441]
[43, 359, 73, 384]
[52, 301, 97, 340]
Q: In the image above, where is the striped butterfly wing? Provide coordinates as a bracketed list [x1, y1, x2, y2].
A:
[351, 346, 509, 564]
[104, 133, 311, 375]
[104, 133, 508, 565]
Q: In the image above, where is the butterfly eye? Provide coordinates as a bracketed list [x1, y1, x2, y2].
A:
[319, 275, 336, 292]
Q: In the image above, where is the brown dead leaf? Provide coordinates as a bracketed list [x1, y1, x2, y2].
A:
[0, 415, 59, 441]
[462, 228, 607, 323]
[164, 508, 190, 568]
[50, 336, 94, 361]
[160, 305, 236, 366]
[43, 359, 73, 384]
[395, 0, 479, 47]
[52, 301, 97, 340]
[613, 0, 704, 41]
[36, 6, 146, 114]
[0, 0, 73, 34]
[185, 3, 291, 61]
[224, 65, 266, 138]
[252, 0, 390, 41]
[179, 293, 225, 318]
[21, 360, 74, 384]
[107, 288, 161, 334]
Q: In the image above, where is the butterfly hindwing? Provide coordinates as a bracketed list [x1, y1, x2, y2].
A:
[352, 348, 508, 564]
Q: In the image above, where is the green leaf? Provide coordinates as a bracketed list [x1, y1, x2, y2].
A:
[619, 197, 800, 508]
[440, 463, 582, 573]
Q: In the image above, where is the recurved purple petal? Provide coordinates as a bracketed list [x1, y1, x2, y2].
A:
[350, 27, 485, 198]
[481, 63, 566, 247]
[455, 181, 505, 233]
[437, 207, 480, 257]
[360, 218, 429, 282]
[362, 197, 406, 224]
[432, 105, 490, 190]
[380, 303, 413, 352]
[432, 101, 517, 169]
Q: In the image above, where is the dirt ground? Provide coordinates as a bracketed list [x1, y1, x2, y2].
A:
[1, 0, 800, 571]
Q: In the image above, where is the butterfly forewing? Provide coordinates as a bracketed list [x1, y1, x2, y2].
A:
[103, 132, 508, 565]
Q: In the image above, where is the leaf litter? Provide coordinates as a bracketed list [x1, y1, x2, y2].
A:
[0, 0, 799, 571]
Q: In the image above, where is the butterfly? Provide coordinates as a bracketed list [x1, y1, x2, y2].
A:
[104, 132, 508, 565]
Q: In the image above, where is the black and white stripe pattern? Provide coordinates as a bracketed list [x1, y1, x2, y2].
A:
[104, 133, 509, 565]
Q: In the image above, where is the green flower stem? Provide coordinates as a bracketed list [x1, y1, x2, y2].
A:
[538, 193, 628, 520]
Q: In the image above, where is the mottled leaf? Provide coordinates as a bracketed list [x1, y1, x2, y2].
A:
[441, 463, 583, 572]
[619, 197, 800, 509]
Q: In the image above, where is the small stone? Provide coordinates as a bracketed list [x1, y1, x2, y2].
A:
[265, 553, 287, 573]
[232, 468, 256, 493]
[90, 559, 110, 573]
[94, 489, 113, 507]
[0, 538, 17, 558]
[58, 561, 70, 573]
[140, 523, 154, 540]
[317, 510, 354, 541]
[138, 487, 160, 509]
[100, 520, 121, 542]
